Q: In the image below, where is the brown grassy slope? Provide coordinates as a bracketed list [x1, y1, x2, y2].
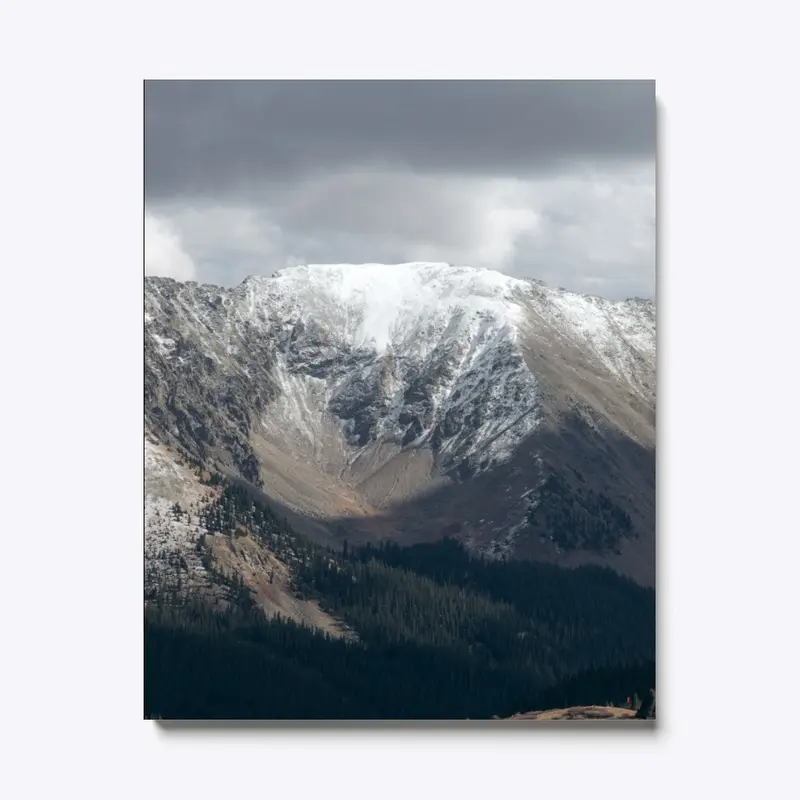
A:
[206, 532, 355, 640]
[507, 706, 640, 721]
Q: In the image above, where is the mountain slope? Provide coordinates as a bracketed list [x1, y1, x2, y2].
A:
[144, 262, 655, 585]
[145, 536, 655, 720]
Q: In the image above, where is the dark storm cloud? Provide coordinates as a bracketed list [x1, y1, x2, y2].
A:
[145, 80, 655, 200]
[144, 80, 656, 300]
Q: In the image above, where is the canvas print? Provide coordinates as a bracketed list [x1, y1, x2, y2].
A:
[144, 80, 656, 721]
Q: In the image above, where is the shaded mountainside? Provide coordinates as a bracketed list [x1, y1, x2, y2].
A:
[145, 502, 655, 719]
[145, 262, 655, 586]
[143, 263, 656, 719]
[145, 437, 654, 719]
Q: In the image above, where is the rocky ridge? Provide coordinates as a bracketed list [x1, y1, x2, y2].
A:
[144, 262, 655, 588]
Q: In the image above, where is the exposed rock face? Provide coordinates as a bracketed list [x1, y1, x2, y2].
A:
[145, 262, 655, 584]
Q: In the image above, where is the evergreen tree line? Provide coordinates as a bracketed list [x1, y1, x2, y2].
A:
[145, 590, 654, 720]
[146, 530, 655, 719]
[527, 472, 635, 553]
[294, 539, 654, 685]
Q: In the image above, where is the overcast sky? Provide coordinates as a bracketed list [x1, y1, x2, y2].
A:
[145, 80, 655, 300]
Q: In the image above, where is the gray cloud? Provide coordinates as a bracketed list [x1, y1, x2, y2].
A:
[145, 80, 654, 200]
[144, 80, 655, 300]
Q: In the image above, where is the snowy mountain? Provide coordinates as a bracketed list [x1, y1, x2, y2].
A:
[145, 263, 655, 589]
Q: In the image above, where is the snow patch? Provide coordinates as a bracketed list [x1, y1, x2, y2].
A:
[260, 262, 528, 354]
[144, 439, 215, 592]
[149, 333, 176, 357]
[537, 288, 655, 396]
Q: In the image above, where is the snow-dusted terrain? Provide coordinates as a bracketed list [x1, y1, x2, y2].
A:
[145, 262, 656, 584]
[144, 438, 215, 596]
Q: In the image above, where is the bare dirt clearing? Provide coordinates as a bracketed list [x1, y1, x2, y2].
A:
[507, 705, 640, 721]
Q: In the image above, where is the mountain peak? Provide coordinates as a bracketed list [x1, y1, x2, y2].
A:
[236, 262, 527, 353]
[259, 262, 526, 302]
[145, 258, 655, 586]
[270, 261, 507, 279]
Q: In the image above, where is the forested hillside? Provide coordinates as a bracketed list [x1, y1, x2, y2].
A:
[145, 486, 655, 720]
